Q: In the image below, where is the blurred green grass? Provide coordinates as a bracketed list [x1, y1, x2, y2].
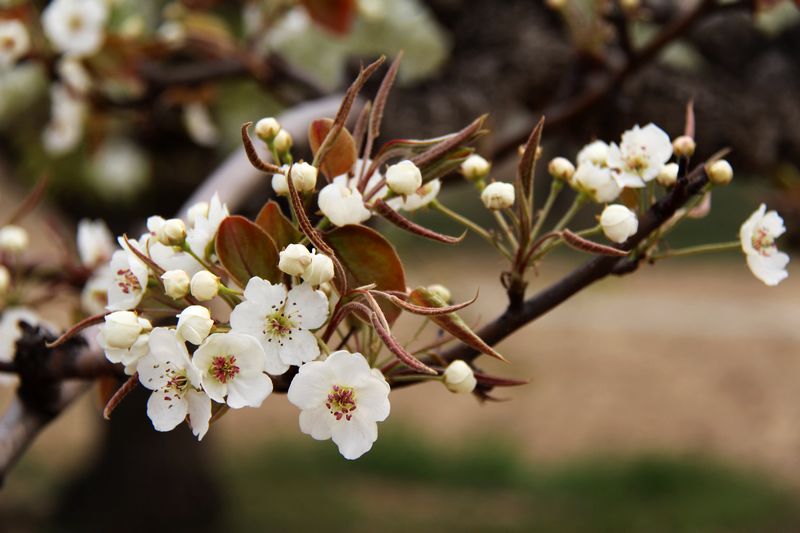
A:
[219, 429, 800, 533]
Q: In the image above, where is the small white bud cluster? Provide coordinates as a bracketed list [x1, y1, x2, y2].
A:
[273, 162, 317, 196]
[481, 182, 515, 210]
[157, 218, 186, 246]
[278, 244, 334, 286]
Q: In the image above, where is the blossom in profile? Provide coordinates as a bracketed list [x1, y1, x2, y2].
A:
[740, 204, 790, 286]
[386, 179, 441, 212]
[572, 162, 621, 203]
[0, 20, 30, 68]
[287, 350, 391, 459]
[607, 123, 672, 188]
[318, 176, 372, 226]
[77, 219, 114, 268]
[230, 278, 328, 374]
[138, 328, 211, 440]
[106, 247, 148, 311]
[186, 193, 229, 259]
[42, 0, 109, 57]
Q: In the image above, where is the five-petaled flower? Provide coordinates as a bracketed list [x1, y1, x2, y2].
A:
[230, 278, 329, 374]
[740, 204, 790, 286]
[287, 350, 391, 460]
[607, 123, 672, 188]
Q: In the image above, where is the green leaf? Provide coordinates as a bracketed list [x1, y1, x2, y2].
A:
[255, 200, 302, 252]
[326, 225, 406, 324]
[215, 215, 281, 287]
[409, 287, 507, 363]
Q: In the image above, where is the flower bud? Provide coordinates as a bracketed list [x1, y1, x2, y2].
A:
[548, 157, 576, 182]
[386, 160, 423, 195]
[176, 305, 213, 345]
[255, 117, 281, 142]
[0, 225, 28, 253]
[0, 265, 9, 294]
[427, 284, 451, 303]
[287, 162, 318, 193]
[190, 270, 219, 301]
[103, 311, 144, 349]
[187, 201, 209, 227]
[279, 244, 313, 276]
[460, 154, 491, 182]
[157, 218, 186, 246]
[443, 360, 477, 394]
[481, 182, 515, 210]
[672, 135, 696, 158]
[600, 204, 638, 244]
[273, 129, 293, 153]
[161, 269, 190, 299]
[707, 159, 733, 186]
[656, 162, 679, 187]
[303, 252, 335, 286]
[272, 172, 289, 196]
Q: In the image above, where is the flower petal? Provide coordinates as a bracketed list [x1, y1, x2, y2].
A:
[278, 329, 320, 366]
[186, 389, 212, 440]
[226, 372, 273, 408]
[299, 406, 334, 440]
[331, 415, 378, 460]
[147, 390, 188, 432]
[286, 283, 329, 330]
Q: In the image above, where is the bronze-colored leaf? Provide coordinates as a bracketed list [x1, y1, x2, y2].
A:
[309, 118, 358, 179]
[255, 200, 302, 251]
[300, 0, 356, 35]
[215, 215, 281, 287]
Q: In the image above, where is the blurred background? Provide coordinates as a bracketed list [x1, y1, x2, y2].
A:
[2, 0, 800, 531]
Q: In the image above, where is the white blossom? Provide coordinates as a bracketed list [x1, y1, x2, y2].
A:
[278, 244, 313, 276]
[607, 123, 673, 188]
[43, 0, 108, 57]
[273, 129, 293, 152]
[302, 252, 334, 286]
[138, 328, 211, 440]
[656, 162, 679, 188]
[176, 305, 214, 345]
[230, 278, 328, 374]
[0, 308, 40, 387]
[190, 270, 219, 301]
[481, 182, 515, 210]
[577, 140, 610, 166]
[255, 117, 280, 141]
[287, 350, 391, 460]
[287, 162, 318, 193]
[740, 204, 790, 286]
[600, 204, 638, 244]
[187, 202, 209, 228]
[460, 154, 491, 181]
[57, 57, 91, 94]
[186, 192, 229, 259]
[443, 360, 477, 394]
[318, 176, 372, 227]
[157, 218, 187, 246]
[0, 225, 28, 253]
[548, 157, 575, 182]
[106, 246, 148, 311]
[386, 179, 441, 212]
[0, 265, 9, 294]
[77, 219, 114, 268]
[183, 102, 219, 147]
[43, 83, 86, 155]
[572, 162, 621, 203]
[97, 313, 152, 375]
[82, 265, 110, 315]
[0, 20, 30, 68]
[386, 160, 422, 196]
[672, 135, 696, 158]
[193, 332, 273, 409]
[161, 270, 190, 300]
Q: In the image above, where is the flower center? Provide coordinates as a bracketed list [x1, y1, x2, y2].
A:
[68, 14, 84, 32]
[115, 268, 141, 294]
[1, 37, 15, 52]
[326, 385, 357, 421]
[752, 226, 775, 255]
[263, 310, 296, 347]
[166, 369, 189, 394]
[210, 355, 239, 383]
[624, 148, 649, 174]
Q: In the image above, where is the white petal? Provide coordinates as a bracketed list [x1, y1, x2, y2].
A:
[201, 377, 226, 404]
[242, 277, 287, 308]
[328, 350, 371, 382]
[299, 406, 334, 440]
[747, 251, 789, 286]
[147, 390, 188, 432]
[287, 360, 332, 409]
[186, 389, 212, 440]
[229, 299, 268, 333]
[331, 415, 378, 460]
[278, 329, 320, 366]
[226, 372, 273, 408]
[355, 377, 391, 422]
[286, 283, 329, 330]
[263, 341, 290, 375]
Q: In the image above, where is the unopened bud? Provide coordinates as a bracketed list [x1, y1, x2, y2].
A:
[287, 162, 318, 193]
[386, 160, 422, 195]
[278, 244, 313, 276]
[0, 225, 28, 253]
[460, 154, 491, 182]
[176, 305, 214, 345]
[303, 253, 335, 286]
[707, 159, 733, 186]
[600, 204, 638, 244]
[548, 157, 576, 182]
[190, 270, 219, 301]
[102, 311, 144, 350]
[427, 284, 451, 303]
[161, 269, 190, 299]
[157, 218, 186, 246]
[443, 360, 477, 394]
[656, 162, 679, 187]
[255, 117, 281, 142]
[672, 135, 696, 158]
[481, 181, 515, 210]
[273, 129, 293, 153]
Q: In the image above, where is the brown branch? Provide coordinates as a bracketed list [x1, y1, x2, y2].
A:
[436, 163, 710, 366]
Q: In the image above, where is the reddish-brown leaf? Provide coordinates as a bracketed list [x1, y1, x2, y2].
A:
[300, 0, 356, 35]
[215, 215, 281, 287]
[255, 200, 302, 251]
[309, 118, 358, 179]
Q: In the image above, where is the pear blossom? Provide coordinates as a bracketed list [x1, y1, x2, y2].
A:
[481, 182, 515, 210]
[577, 140, 610, 166]
[187, 202, 209, 228]
[106, 247, 148, 311]
[43, 83, 86, 155]
[186, 193, 229, 259]
[176, 305, 213, 345]
[443, 360, 477, 394]
[318, 176, 372, 227]
[287, 162, 318, 193]
[460, 154, 491, 181]
[600, 205, 638, 244]
[0, 265, 9, 294]
[0, 225, 28, 253]
[302, 252, 334, 286]
[57, 58, 92, 94]
[386, 160, 422, 195]
[273, 129, 293, 152]
[279, 244, 313, 276]
[0, 20, 30, 68]
[672, 135, 696, 158]
[42, 0, 109, 57]
[157, 218, 187, 246]
[548, 157, 575, 182]
[183, 102, 219, 147]
[193, 332, 273, 409]
[230, 278, 328, 374]
[77, 219, 114, 268]
[656, 162, 679, 188]
[572, 162, 621, 203]
[739, 204, 789, 286]
[386, 179, 441, 212]
[607, 123, 672, 188]
[190, 270, 219, 301]
[255, 117, 280, 141]
[161, 270, 190, 299]
[88, 138, 149, 198]
[81, 265, 110, 315]
[98, 314, 152, 375]
[141, 219, 203, 276]
[287, 350, 391, 460]
[138, 328, 211, 440]
[0, 308, 41, 387]
[708, 159, 733, 186]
